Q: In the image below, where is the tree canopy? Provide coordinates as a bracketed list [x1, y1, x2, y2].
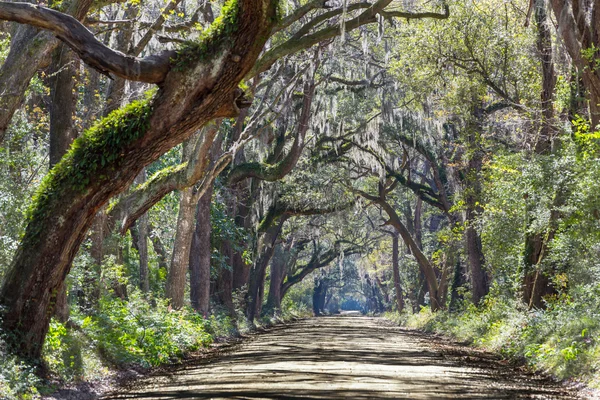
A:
[2, 0, 600, 396]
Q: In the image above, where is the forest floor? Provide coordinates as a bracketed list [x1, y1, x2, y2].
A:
[80, 315, 587, 399]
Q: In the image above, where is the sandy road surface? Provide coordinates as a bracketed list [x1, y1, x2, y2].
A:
[103, 316, 578, 399]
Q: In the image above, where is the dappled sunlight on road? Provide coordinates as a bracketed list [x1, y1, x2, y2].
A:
[103, 317, 576, 399]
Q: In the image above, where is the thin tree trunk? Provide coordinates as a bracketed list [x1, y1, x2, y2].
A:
[380, 200, 442, 311]
[391, 233, 404, 312]
[148, 224, 169, 272]
[216, 240, 236, 318]
[449, 259, 465, 311]
[102, 4, 138, 116]
[48, 43, 79, 323]
[132, 169, 150, 293]
[246, 216, 288, 323]
[231, 193, 251, 290]
[264, 244, 286, 315]
[313, 280, 326, 316]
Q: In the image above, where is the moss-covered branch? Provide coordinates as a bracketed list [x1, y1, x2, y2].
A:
[227, 77, 316, 184]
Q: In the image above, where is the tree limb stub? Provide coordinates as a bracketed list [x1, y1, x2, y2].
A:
[0, 1, 173, 83]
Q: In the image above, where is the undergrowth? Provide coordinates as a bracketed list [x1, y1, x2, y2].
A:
[0, 286, 311, 399]
[385, 284, 600, 388]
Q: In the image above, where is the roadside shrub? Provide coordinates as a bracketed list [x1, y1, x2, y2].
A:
[80, 290, 212, 367]
[0, 320, 41, 400]
[0, 354, 40, 400]
[387, 283, 600, 386]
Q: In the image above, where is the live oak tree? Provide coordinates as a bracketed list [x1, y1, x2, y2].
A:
[0, 0, 449, 359]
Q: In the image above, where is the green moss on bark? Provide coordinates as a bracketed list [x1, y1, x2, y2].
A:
[24, 97, 153, 239]
[173, 0, 239, 70]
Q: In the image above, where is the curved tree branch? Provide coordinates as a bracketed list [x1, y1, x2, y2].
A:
[0, 1, 173, 83]
[108, 122, 224, 234]
[248, 0, 449, 78]
[281, 243, 361, 296]
[227, 68, 317, 184]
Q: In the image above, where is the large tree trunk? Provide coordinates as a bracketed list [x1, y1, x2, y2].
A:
[521, 2, 560, 309]
[189, 184, 213, 316]
[391, 233, 404, 312]
[0, 1, 278, 359]
[464, 109, 489, 305]
[534, 0, 556, 153]
[166, 186, 196, 309]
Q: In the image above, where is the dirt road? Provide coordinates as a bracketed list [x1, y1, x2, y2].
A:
[103, 316, 578, 399]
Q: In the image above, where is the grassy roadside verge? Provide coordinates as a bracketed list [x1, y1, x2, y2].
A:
[0, 289, 312, 400]
[384, 291, 600, 390]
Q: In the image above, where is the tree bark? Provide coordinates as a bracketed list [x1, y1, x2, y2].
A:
[246, 215, 288, 323]
[534, 0, 556, 153]
[166, 186, 196, 309]
[189, 184, 213, 316]
[264, 243, 286, 315]
[391, 233, 404, 312]
[0, 0, 279, 358]
[464, 109, 489, 305]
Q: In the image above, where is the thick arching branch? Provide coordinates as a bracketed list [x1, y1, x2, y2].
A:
[0, 1, 173, 83]
[108, 123, 224, 234]
[227, 77, 316, 184]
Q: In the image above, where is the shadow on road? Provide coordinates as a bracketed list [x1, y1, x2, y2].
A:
[102, 316, 577, 399]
